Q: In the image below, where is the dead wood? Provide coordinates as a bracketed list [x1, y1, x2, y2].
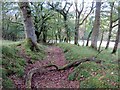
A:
[25, 57, 102, 88]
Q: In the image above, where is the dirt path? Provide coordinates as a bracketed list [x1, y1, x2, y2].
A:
[11, 46, 79, 89]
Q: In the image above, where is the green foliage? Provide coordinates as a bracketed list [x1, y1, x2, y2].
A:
[2, 78, 15, 88]
[1, 41, 25, 87]
[2, 2, 24, 41]
[23, 39, 46, 61]
[0, 68, 7, 79]
[57, 43, 119, 88]
[68, 71, 77, 81]
[2, 45, 17, 57]
[2, 45, 26, 77]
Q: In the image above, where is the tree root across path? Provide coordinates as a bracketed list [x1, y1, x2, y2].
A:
[25, 57, 102, 88]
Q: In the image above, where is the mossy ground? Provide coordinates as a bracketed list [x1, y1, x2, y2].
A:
[1, 41, 119, 88]
[1, 40, 46, 88]
[57, 43, 119, 88]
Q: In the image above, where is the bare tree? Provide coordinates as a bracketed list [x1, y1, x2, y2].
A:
[91, 1, 101, 50]
[74, 0, 94, 45]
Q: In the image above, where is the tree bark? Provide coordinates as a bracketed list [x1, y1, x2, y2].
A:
[18, 1, 39, 51]
[91, 1, 101, 50]
[18, 2, 37, 43]
[74, 15, 80, 45]
[42, 27, 47, 43]
[111, 26, 120, 54]
[58, 29, 62, 42]
[86, 29, 93, 46]
[98, 31, 104, 51]
[63, 16, 69, 43]
[105, 2, 114, 49]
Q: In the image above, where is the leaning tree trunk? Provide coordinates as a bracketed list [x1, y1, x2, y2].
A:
[111, 25, 120, 54]
[86, 29, 93, 46]
[18, 1, 39, 51]
[105, 2, 114, 49]
[91, 1, 101, 50]
[98, 31, 104, 52]
[112, 1, 120, 54]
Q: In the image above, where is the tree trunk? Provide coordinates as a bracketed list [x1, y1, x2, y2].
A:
[91, 1, 101, 50]
[105, 2, 114, 49]
[58, 29, 62, 42]
[63, 16, 69, 43]
[112, 2, 120, 54]
[35, 30, 42, 42]
[68, 31, 71, 43]
[43, 28, 47, 43]
[112, 26, 120, 54]
[57, 13, 62, 42]
[86, 29, 93, 46]
[25, 57, 102, 88]
[74, 15, 80, 45]
[18, 2, 39, 51]
[18, 2, 37, 43]
[98, 31, 104, 51]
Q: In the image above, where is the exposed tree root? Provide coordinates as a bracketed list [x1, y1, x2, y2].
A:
[26, 38, 40, 52]
[25, 57, 102, 88]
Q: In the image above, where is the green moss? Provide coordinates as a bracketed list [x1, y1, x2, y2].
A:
[68, 71, 77, 81]
[24, 44, 46, 62]
[2, 45, 17, 58]
[2, 78, 15, 88]
[1, 41, 26, 87]
[1, 40, 47, 88]
[80, 75, 110, 88]
[0, 68, 7, 79]
[57, 43, 98, 61]
[57, 43, 119, 88]
[24, 38, 33, 50]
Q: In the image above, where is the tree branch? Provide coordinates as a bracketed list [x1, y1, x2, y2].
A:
[112, 24, 118, 28]
[79, 1, 94, 25]
[112, 18, 119, 23]
[63, 2, 67, 11]
[25, 57, 102, 88]
[78, 0, 84, 15]
[66, 3, 72, 14]
[47, 2, 64, 15]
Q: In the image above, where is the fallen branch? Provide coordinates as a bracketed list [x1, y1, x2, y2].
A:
[25, 57, 102, 88]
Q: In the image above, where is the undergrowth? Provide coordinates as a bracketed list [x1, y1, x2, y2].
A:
[1, 40, 46, 88]
[57, 43, 119, 88]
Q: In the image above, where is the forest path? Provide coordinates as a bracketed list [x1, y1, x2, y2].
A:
[11, 46, 79, 88]
[31, 46, 79, 88]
